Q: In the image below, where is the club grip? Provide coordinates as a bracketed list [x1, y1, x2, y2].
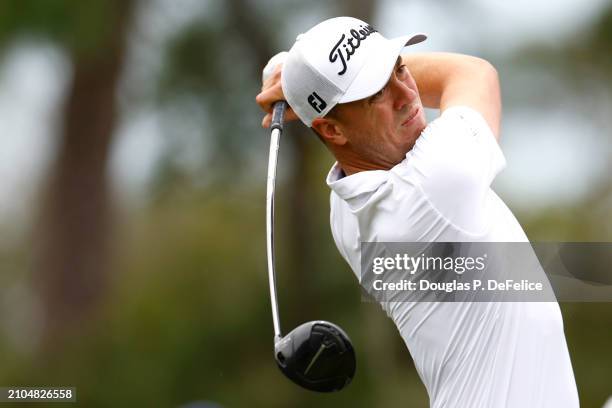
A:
[271, 101, 287, 131]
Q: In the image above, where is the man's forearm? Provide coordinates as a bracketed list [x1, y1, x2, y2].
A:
[401, 52, 501, 136]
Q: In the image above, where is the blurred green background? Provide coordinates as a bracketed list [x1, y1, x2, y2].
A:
[0, 0, 611, 407]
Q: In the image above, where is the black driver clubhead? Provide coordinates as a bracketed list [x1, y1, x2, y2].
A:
[274, 320, 356, 392]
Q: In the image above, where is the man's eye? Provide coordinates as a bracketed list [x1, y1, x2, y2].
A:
[396, 64, 408, 79]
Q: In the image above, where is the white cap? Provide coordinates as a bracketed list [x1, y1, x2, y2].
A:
[281, 17, 426, 127]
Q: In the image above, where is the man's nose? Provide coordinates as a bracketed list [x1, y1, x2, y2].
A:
[391, 78, 416, 111]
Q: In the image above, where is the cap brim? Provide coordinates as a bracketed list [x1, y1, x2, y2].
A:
[338, 33, 427, 104]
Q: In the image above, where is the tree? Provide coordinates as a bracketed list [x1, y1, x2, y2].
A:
[0, 0, 135, 347]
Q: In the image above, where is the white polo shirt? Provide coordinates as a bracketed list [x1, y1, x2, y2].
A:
[326, 107, 579, 407]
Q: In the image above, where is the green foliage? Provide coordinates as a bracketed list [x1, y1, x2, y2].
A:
[1, 184, 611, 406]
[153, 14, 268, 191]
[0, 187, 404, 406]
[513, 2, 612, 94]
[0, 0, 122, 56]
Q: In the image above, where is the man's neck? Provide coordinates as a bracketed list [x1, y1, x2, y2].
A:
[339, 161, 392, 176]
[330, 142, 406, 176]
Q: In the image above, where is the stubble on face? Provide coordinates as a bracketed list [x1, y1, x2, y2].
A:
[333, 64, 427, 172]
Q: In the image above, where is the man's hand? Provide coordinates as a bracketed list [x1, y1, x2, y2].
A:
[255, 64, 299, 128]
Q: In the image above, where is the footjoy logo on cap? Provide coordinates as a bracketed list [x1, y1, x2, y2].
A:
[307, 92, 327, 113]
[329, 24, 377, 75]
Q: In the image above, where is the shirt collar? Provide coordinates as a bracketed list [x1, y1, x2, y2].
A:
[325, 162, 390, 201]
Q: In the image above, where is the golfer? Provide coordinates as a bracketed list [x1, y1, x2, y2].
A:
[256, 17, 579, 407]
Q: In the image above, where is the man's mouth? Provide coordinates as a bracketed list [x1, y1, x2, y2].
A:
[401, 106, 421, 127]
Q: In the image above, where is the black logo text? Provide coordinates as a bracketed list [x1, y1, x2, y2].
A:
[329, 24, 377, 75]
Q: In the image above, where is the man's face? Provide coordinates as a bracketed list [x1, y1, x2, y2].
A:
[334, 58, 427, 169]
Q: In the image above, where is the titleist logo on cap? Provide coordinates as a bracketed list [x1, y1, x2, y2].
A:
[328, 24, 377, 76]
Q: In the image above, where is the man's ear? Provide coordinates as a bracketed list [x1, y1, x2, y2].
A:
[311, 117, 347, 146]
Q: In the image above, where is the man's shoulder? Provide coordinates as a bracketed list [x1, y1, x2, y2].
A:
[423, 106, 495, 142]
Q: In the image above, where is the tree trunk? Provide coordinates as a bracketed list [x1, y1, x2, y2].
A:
[34, 0, 134, 348]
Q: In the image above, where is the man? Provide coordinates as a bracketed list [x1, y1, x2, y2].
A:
[256, 16, 579, 407]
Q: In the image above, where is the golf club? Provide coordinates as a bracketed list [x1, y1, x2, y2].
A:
[263, 53, 356, 392]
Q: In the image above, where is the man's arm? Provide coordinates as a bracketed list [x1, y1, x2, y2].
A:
[402, 52, 501, 139]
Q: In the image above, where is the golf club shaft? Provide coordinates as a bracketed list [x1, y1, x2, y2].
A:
[266, 101, 287, 341]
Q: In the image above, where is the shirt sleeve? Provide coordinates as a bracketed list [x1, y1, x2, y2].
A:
[396, 106, 506, 234]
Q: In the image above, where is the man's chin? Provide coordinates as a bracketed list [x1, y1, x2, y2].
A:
[398, 127, 423, 152]
[414, 113, 427, 133]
